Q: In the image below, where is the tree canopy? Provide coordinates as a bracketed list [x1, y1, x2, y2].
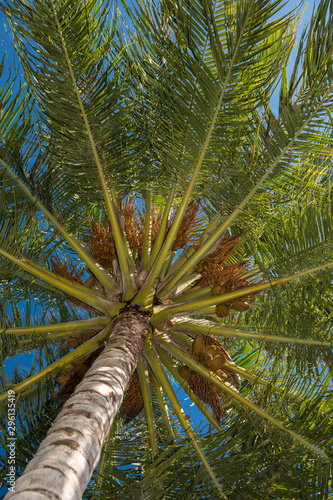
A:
[0, 0, 333, 498]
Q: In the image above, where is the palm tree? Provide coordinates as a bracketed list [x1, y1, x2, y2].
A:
[0, 0, 333, 498]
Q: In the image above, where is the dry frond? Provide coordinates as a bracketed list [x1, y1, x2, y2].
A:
[66, 331, 98, 349]
[120, 372, 144, 423]
[51, 347, 103, 400]
[51, 370, 81, 401]
[188, 370, 227, 421]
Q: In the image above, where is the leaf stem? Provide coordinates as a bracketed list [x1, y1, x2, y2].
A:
[172, 320, 333, 348]
[0, 316, 109, 337]
[152, 262, 333, 325]
[147, 184, 176, 273]
[157, 334, 328, 460]
[0, 248, 120, 315]
[144, 336, 227, 498]
[137, 360, 158, 459]
[0, 321, 114, 403]
[158, 349, 223, 432]
[151, 375, 175, 441]
[0, 159, 118, 291]
[141, 189, 152, 270]
[51, 1, 136, 300]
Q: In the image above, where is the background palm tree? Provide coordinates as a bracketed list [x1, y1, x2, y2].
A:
[0, 0, 333, 498]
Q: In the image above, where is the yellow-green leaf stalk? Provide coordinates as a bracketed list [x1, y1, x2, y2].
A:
[171, 285, 212, 303]
[146, 183, 176, 273]
[152, 262, 333, 325]
[0, 159, 118, 291]
[137, 360, 158, 459]
[0, 248, 120, 315]
[0, 321, 114, 403]
[157, 333, 328, 460]
[172, 320, 333, 348]
[51, 3, 136, 300]
[0, 316, 109, 338]
[151, 375, 175, 441]
[158, 349, 223, 433]
[144, 336, 227, 499]
[141, 189, 152, 270]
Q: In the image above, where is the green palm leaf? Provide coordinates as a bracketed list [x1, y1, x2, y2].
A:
[1, 0, 333, 498]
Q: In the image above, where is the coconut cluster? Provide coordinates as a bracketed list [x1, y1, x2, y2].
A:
[178, 334, 240, 420]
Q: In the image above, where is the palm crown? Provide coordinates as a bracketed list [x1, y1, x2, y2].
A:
[0, 0, 333, 498]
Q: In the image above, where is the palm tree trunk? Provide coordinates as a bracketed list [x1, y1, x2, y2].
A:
[5, 309, 150, 500]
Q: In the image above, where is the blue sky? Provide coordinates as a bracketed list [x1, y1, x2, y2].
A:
[0, 0, 326, 497]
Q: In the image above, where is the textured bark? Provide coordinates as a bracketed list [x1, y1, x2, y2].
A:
[5, 310, 150, 500]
